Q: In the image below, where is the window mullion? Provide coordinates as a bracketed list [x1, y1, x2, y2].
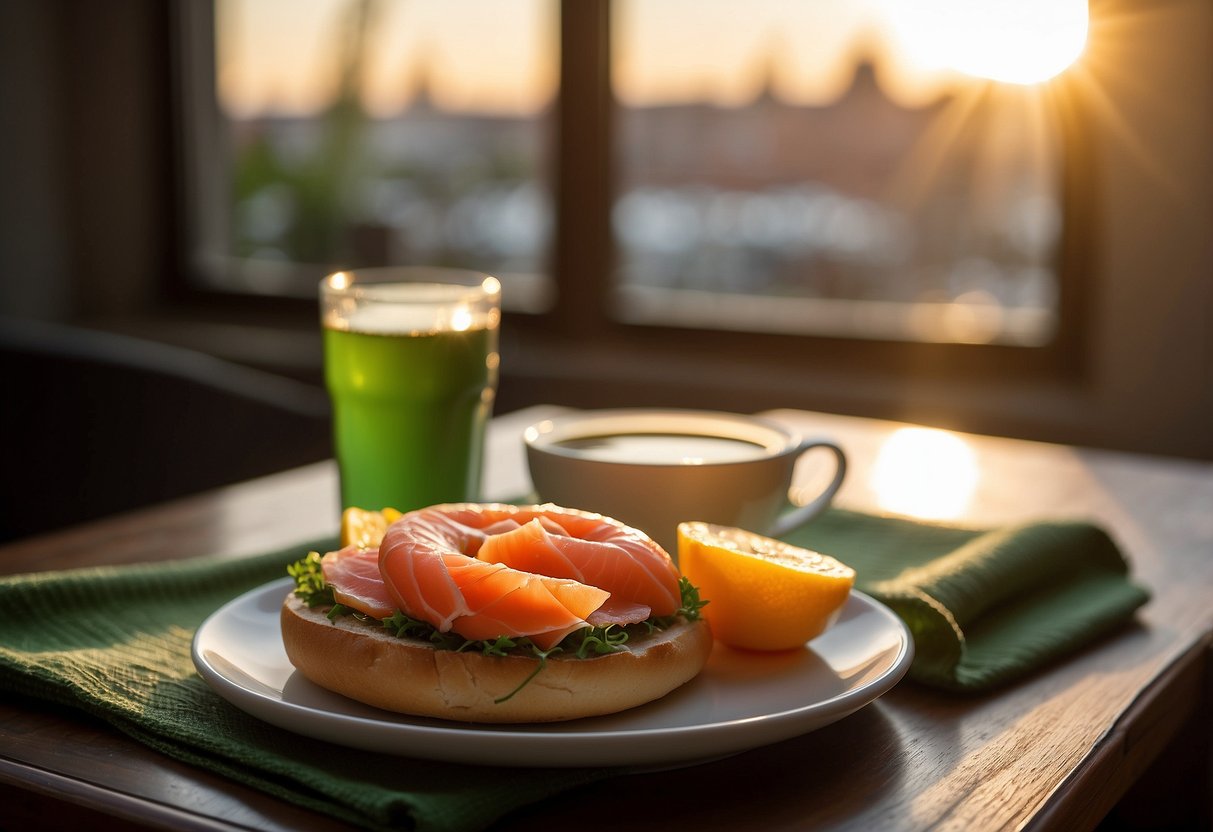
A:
[551, 0, 614, 336]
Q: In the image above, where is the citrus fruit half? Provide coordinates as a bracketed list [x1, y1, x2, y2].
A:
[677, 521, 855, 651]
[340, 506, 402, 549]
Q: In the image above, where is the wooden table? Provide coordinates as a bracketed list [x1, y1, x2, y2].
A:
[2, 406, 1210, 831]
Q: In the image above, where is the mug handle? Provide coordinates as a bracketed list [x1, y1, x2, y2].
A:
[767, 440, 847, 539]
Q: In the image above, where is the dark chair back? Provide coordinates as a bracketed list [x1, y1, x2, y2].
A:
[0, 318, 332, 543]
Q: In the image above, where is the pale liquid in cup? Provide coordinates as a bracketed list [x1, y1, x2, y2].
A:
[324, 290, 498, 512]
[555, 433, 768, 465]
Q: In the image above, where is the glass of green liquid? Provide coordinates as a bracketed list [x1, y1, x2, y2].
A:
[320, 267, 501, 513]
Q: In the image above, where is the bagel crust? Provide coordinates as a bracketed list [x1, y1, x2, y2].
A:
[281, 592, 714, 723]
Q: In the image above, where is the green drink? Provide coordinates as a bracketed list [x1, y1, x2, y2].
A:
[321, 269, 500, 513]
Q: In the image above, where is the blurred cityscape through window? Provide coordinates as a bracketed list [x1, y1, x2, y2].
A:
[213, 0, 557, 311]
[209, 0, 1085, 345]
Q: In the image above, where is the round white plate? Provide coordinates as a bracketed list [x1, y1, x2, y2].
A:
[192, 577, 912, 768]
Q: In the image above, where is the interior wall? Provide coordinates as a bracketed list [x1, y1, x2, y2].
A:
[0, 0, 171, 323]
[1076, 0, 1212, 456]
[0, 1, 72, 320]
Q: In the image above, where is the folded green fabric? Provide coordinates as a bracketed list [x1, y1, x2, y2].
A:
[784, 509, 1151, 691]
[0, 541, 612, 832]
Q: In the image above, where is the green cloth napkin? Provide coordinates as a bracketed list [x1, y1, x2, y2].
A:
[784, 509, 1151, 691]
[0, 540, 612, 832]
[0, 510, 1150, 831]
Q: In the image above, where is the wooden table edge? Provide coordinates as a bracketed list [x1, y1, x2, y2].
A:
[0, 756, 238, 832]
[1028, 632, 1213, 830]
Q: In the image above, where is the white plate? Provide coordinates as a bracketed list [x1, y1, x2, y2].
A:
[192, 577, 912, 768]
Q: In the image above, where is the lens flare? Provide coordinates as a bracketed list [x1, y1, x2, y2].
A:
[885, 0, 1089, 85]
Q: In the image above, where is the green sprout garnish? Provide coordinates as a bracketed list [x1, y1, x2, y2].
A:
[493, 644, 563, 704]
[288, 552, 334, 607]
[382, 610, 433, 639]
[647, 577, 709, 630]
[571, 624, 630, 659]
[677, 576, 709, 619]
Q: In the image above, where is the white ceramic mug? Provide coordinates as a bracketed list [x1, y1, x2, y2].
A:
[524, 409, 846, 555]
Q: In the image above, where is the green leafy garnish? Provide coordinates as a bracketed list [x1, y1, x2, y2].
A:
[677, 576, 709, 619]
[571, 624, 630, 659]
[382, 610, 433, 639]
[475, 634, 519, 657]
[288, 552, 334, 607]
[648, 577, 709, 630]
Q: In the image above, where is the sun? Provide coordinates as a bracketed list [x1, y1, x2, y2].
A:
[884, 0, 1089, 86]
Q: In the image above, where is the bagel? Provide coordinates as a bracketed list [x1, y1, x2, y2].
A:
[281, 593, 713, 723]
[281, 502, 714, 723]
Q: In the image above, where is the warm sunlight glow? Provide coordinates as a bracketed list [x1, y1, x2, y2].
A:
[884, 0, 1088, 85]
[872, 428, 979, 520]
[614, 0, 964, 109]
[217, 0, 1093, 122]
[219, 0, 1088, 117]
[614, 0, 873, 106]
[217, 0, 556, 117]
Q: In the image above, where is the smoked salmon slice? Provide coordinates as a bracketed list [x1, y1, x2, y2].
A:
[433, 555, 609, 648]
[324, 503, 684, 651]
[380, 507, 626, 650]
[477, 517, 682, 617]
[320, 545, 396, 619]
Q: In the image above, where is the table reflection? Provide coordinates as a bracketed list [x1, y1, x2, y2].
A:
[872, 427, 979, 520]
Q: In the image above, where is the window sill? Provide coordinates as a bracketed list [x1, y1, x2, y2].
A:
[82, 307, 1208, 462]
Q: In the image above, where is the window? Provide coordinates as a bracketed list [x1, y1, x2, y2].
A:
[185, 0, 1087, 350]
[192, 0, 557, 312]
[612, 1, 1078, 346]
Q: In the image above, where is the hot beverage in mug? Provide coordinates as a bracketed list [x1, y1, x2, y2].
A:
[525, 410, 846, 554]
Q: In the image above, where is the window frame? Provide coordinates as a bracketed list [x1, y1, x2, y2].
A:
[171, 0, 1093, 406]
[557, 1, 1090, 384]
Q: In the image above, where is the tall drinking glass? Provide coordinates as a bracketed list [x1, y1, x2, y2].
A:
[320, 267, 501, 513]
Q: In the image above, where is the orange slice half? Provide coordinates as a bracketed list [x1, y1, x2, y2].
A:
[677, 521, 855, 651]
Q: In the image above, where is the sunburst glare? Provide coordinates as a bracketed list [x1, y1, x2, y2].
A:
[884, 0, 1088, 86]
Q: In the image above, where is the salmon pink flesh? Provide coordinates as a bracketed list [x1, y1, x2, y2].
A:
[321, 504, 684, 650]
[320, 546, 396, 619]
